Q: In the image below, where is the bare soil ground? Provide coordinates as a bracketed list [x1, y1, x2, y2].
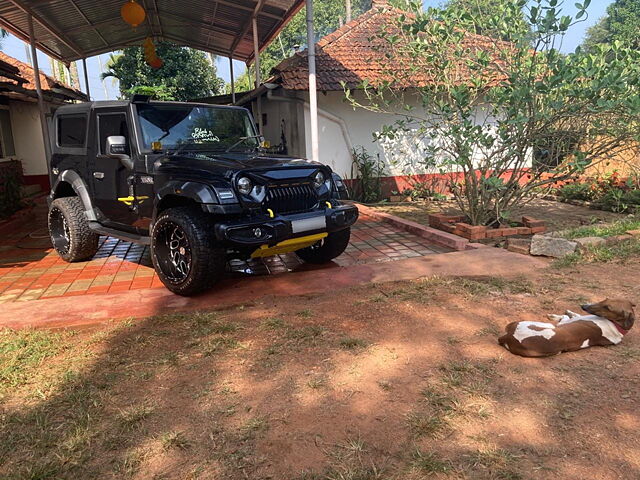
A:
[371, 198, 626, 232]
[2, 258, 640, 479]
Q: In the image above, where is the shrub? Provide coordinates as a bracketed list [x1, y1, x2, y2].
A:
[623, 189, 640, 206]
[345, 1, 640, 225]
[350, 146, 384, 203]
[559, 182, 595, 202]
[599, 189, 629, 213]
[0, 160, 23, 219]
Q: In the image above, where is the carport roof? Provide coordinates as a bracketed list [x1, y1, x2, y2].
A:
[0, 0, 305, 64]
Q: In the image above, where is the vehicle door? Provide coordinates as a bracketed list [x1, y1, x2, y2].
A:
[92, 110, 139, 229]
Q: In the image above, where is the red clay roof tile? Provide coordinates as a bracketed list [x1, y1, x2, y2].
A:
[0, 51, 83, 96]
[270, 5, 507, 91]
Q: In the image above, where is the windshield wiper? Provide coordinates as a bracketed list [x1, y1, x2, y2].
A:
[168, 140, 199, 156]
[225, 135, 261, 153]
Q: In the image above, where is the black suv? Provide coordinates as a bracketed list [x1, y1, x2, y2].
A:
[47, 97, 358, 295]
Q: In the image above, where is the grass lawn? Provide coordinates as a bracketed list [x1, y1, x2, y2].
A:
[2, 250, 640, 479]
[558, 218, 640, 239]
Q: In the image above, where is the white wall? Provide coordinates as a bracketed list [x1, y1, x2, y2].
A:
[257, 89, 523, 180]
[259, 89, 476, 179]
[255, 96, 306, 158]
[8, 100, 49, 176]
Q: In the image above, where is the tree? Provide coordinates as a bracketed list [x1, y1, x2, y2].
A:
[442, 0, 530, 41]
[607, 0, 640, 48]
[232, 0, 370, 92]
[582, 16, 610, 52]
[582, 0, 640, 50]
[346, 0, 640, 226]
[102, 42, 224, 101]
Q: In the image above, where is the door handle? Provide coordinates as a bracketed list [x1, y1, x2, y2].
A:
[93, 172, 105, 179]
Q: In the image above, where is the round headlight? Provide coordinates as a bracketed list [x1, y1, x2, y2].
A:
[313, 171, 325, 188]
[237, 177, 253, 195]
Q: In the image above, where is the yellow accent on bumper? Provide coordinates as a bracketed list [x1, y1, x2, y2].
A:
[250, 232, 327, 259]
[117, 196, 149, 206]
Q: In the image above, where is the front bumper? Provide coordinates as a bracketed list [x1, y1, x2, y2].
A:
[213, 203, 359, 248]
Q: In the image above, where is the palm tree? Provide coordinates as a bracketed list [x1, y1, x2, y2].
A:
[0, 29, 8, 48]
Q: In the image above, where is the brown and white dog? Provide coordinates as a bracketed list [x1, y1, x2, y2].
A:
[498, 299, 636, 357]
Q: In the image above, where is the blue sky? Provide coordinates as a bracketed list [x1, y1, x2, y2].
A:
[0, 0, 612, 100]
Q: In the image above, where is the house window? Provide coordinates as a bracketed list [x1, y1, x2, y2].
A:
[0, 109, 16, 157]
[57, 115, 87, 147]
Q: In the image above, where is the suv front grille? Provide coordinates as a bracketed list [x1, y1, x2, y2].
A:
[263, 183, 318, 215]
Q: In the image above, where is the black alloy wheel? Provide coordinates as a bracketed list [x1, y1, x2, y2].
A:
[151, 207, 226, 296]
[49, 206, 71, 255]
[153, 221, 193, 283]
[47, 196, 99, 262]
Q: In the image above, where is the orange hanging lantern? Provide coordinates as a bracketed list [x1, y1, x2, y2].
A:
[142, 37, 163, 69]
[121, 0, 146, 27]
[149, 57, 163, 69]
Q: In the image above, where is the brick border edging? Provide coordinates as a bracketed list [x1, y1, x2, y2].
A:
[354, 203, 475, 251]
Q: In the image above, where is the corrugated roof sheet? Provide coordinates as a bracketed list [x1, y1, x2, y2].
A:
[0, 0, 305, 63]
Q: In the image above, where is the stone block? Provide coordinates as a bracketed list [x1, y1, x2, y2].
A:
[530, 235, 577, 258]
[574, 236, 606, 250]
[605, 234, 633, 245]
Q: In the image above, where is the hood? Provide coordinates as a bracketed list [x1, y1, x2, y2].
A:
[153, 151, 325, 180]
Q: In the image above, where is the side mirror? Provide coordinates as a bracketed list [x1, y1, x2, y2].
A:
[105, 135, 133, 169]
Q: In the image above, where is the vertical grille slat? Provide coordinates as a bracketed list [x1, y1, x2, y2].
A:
[263, 182, 318, 215]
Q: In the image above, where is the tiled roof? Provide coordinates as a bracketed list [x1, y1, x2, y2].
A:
[270, 3, 507, 91]
[0, 51, 85, 99]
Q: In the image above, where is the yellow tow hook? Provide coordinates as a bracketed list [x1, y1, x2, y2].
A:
[266, 208, 275, 218]
[325, 201, 332, 209]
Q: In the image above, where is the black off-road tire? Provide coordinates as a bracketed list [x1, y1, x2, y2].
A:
[48, 197, 99, 262]
[151, 207, 226, 296]
[295, 227, 351, 264]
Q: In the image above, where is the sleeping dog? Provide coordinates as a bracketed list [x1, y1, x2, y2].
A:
[498, 298, 636, 357]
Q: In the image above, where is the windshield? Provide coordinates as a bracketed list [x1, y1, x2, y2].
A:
[136, 104, 259, 152]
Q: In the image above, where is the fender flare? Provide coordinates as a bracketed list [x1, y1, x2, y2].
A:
[156, 181, 219, 204]
[51, 170, 98, 221]
[155, 181, 219, 213]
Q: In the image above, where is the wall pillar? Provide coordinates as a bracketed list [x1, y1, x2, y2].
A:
[306, 0, 319, 162]
[27, 14, 52, 180]
[82, 57, 91, 100]
[252, 17, 262, 134]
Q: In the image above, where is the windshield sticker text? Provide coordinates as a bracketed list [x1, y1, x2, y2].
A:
[191, 128, 220, 143]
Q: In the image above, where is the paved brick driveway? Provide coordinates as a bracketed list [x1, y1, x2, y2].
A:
[0, 205, 452, 303]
